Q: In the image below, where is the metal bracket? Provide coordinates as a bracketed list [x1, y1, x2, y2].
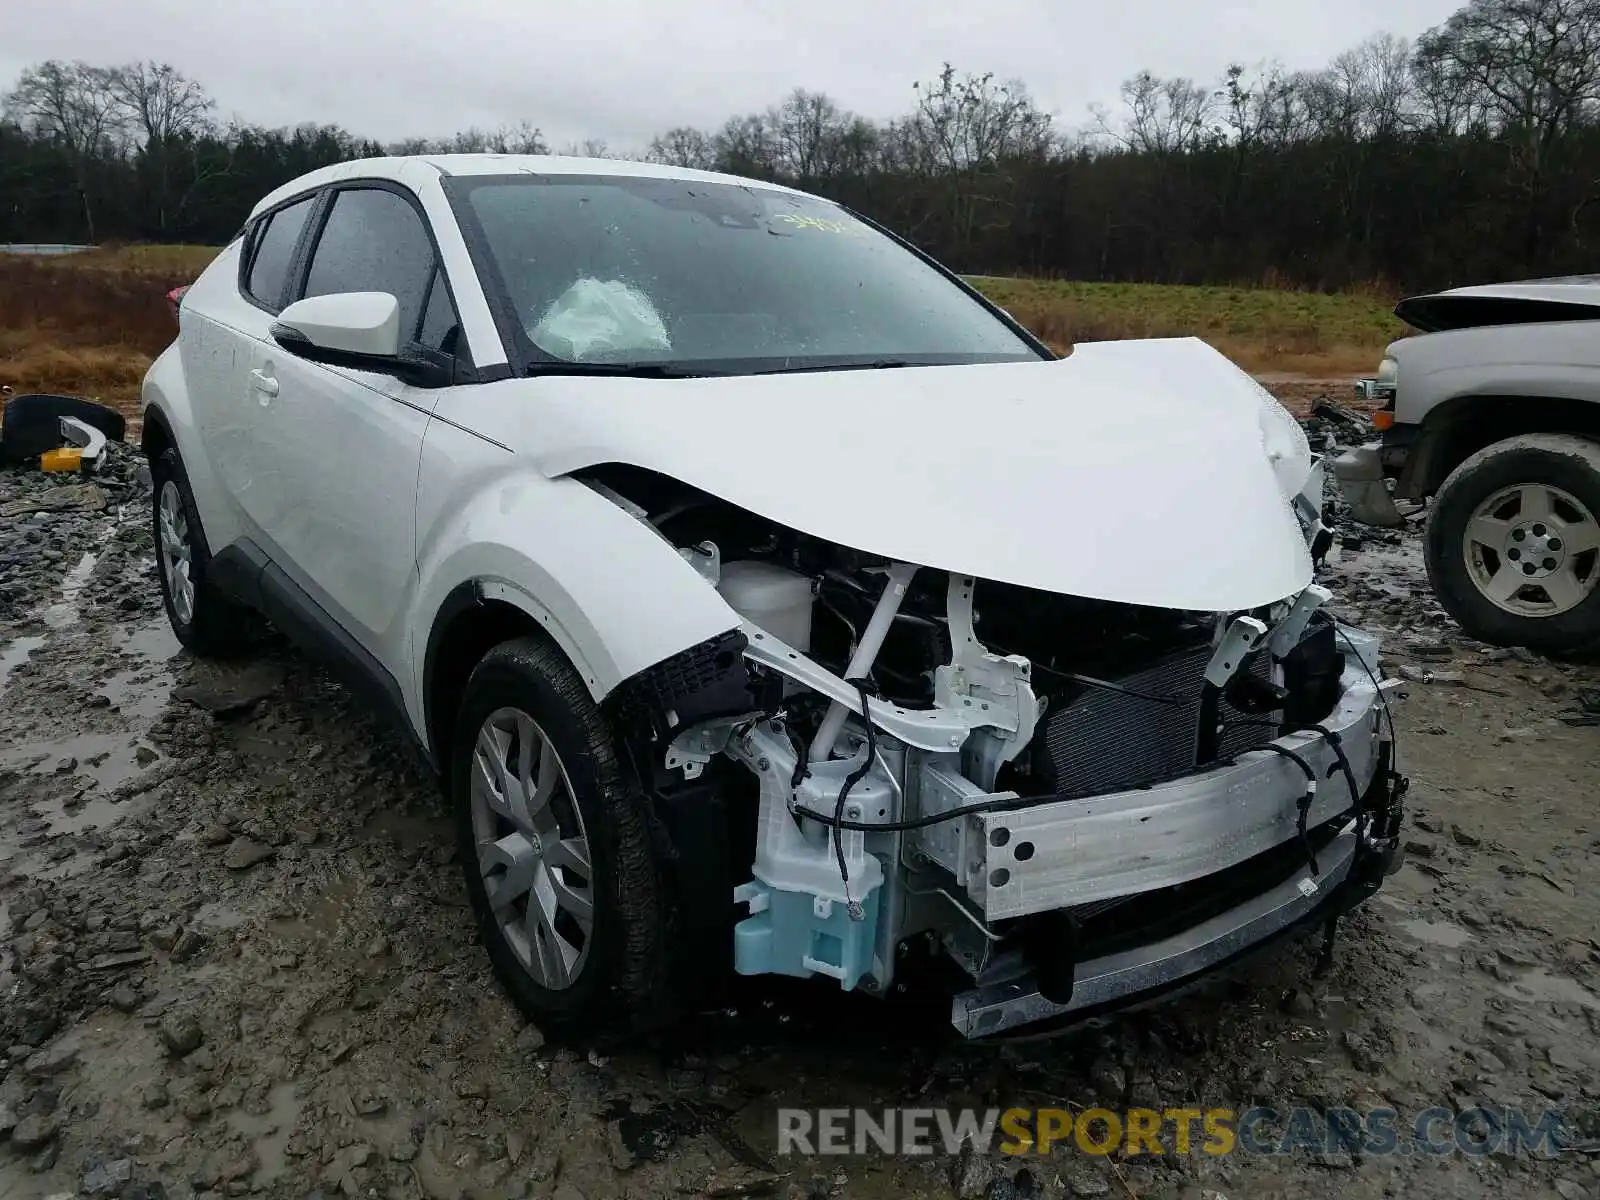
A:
[662, 714, 747, 780]
[1205, 615, 1268, 687]
[933, 575, 1041, 771]
[1268, 584, 1332, 659]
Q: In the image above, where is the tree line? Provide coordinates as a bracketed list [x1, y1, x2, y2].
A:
[7, 0, 1600, 291]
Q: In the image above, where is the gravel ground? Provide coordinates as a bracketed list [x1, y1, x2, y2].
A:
[2, 439, 1599, 1200]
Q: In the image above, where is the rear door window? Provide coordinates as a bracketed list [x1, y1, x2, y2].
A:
[244, 196, 315, 309]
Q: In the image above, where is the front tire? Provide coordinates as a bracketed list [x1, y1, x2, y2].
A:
[1424, 433, 1600, 653]
[150, 446, 257, 658]
[452, 637, 665, 1036]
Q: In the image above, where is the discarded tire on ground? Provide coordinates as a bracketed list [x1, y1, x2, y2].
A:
[0, 393, 126, 465]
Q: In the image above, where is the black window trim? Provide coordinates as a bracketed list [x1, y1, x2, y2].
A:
[288, 177, 469, 365]
[237, 188, 324, 316]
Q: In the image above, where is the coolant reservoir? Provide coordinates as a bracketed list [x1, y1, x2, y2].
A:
[717, 561, 816, 652]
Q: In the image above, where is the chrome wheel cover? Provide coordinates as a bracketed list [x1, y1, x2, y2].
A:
[157, 480, 196, 625]
[469, 706, 595, 990]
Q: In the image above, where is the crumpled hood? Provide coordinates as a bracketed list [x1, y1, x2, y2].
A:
[438, 337, 1313, 612]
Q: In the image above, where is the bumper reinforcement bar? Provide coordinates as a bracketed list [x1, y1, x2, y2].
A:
[950, 824, 1401, 1038]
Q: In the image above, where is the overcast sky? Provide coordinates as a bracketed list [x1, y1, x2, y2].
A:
[4, 0, 1467, 150]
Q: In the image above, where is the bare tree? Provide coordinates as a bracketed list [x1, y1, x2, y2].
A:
[757, 89, 878, 183]
[910, 65, 1054, 171]
[1217, 62, 1301, 147]
[1301, 34, 1415, 138]
[3, 59, 125, 239]
[646, 125, 717, 169]
[108, 62, 215, 235]
[563, 137, 613, 158]
[713, 113, 776, 176]
[109, 61, 212, 148]
[1417, 0, 1600, 255]
[1418, 0, 1600, 156]
[1097, 71, 1214, 155]
[433, 120, 547, 155]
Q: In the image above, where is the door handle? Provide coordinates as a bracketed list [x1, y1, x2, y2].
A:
[249, 368, 279, 401]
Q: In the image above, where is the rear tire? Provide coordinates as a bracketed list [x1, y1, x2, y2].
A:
[1424, 433, 1600, 653]
[452, 636, 666, 1037]
[150, 446, 258, 658]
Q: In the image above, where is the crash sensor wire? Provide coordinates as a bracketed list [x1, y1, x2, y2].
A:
[1300, 722, 1362, 817]
[1242, 742, 1321, 876]
[795, 651, 1397, 847]
[826, 678, 878, 921]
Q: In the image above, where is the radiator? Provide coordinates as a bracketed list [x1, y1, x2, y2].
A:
[1039, 642, 1276, 799]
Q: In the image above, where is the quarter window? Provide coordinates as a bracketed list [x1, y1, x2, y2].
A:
[417, 268, 462, 354]
[301, 188, 438, 343]
[245, 196, 315, 309]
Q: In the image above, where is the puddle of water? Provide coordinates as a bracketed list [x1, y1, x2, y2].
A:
[11, 731, 150, 793]
[33, 780, 151, 838]
[123, 617, 181, 663]
[1399, 918, 1473, 949]
[1497, 968, 1599, 1010]
[0, 617, 180, 855]
[40, 551, 99, 630]
[0, 634, 47, 696]
[228, 1082, 301, 1183]
[100, 665, 175, 727]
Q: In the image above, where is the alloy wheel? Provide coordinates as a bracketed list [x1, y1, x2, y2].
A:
[468, 706, 596, 990]
[157, 480, 196, 625]
[1462, 482, 1600, 617]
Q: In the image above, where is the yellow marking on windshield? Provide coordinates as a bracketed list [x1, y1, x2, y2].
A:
[774, 214, 859, 234]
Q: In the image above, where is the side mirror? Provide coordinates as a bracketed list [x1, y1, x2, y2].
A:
[270, 292, 449, 387]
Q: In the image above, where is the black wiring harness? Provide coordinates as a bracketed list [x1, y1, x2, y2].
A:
[793, 631, 1405, 852]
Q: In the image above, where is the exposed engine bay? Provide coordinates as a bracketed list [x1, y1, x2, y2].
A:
[584, 464, 1408, 1038]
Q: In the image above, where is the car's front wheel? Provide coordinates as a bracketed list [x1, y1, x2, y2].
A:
[1425, 433, 1600, 653]
[452, 636, 665, 1036]
[150, 446, 257, 658]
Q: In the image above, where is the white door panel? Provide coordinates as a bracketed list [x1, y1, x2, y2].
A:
[248, 353, 431, 660]
[181, 195, 320, 547]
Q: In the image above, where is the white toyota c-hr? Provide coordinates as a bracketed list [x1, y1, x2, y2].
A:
[143, 154, 1407, 1039]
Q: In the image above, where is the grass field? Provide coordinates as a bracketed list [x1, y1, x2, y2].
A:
[0, 245, 1402, 420]
[972, 277, 1405, 374]
[0, 244, 220, 416]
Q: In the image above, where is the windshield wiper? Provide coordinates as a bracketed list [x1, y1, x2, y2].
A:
[751, 359, 917, 376]
[525, 360, 708, 379]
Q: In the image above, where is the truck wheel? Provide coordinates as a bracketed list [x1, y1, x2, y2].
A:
[451, 637, 665, 1037]
[1425, 434, 1600, 653]
[150, 447, 258, 658]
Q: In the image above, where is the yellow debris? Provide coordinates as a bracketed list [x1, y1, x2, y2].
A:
[40, 447, 84, 472]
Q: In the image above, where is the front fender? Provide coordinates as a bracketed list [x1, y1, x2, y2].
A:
[410, 418, 742, 716]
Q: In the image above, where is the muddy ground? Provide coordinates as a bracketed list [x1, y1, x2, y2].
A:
[2, 439, 1599, 1200]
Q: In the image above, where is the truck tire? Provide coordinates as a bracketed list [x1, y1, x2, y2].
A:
[1424, 433, 1600, 653]
[150, 446, 259, 658]
[451, 636, 666, 1038]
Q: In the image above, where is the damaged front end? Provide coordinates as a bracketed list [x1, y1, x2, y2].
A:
[594, 468, 1408, 1039]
